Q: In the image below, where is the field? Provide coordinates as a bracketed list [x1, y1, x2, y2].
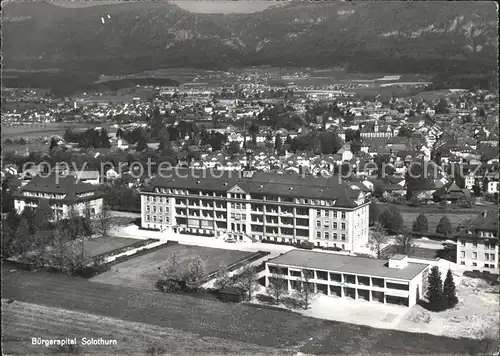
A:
[406, 89, 466, 102]
[1, 122, 111, 140]
[81, 236, 144, 259]
[95, 67, 213, 85]
[401, 210, 479, 234]
[2, 300, 282, 356]
[3, 266, 493, 355]
[1, 141, 48, 153]
[381, 246, 439, 260]
[90, 244, 255, 290]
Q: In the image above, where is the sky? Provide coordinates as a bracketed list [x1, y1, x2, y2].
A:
[167, 1, 277, 14]
[52, 1, 278, 13]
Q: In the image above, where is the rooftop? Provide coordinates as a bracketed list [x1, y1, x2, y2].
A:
[143, 170, 365, 208]
[267, 250, 428, 281]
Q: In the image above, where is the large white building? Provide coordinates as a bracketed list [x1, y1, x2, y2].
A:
[13, 173, 104, 220]
[266, 250, 429, 307]
[140, 170, 370, 253]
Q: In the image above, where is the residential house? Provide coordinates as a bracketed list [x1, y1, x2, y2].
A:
[456, 209, 498, 274]
[13, 173, 104, 221]
[443, 182, 469, 204]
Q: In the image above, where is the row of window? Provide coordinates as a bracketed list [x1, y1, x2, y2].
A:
[145, 215, 170, 223]
[461, 251, 496, 260]
[460, 261, 497, 269]
[317, 210, 346, 219]
[148, 191, 342, 207]
[460, 240, 497, 249]
[316, 231, 346, 241]
[230, 203, 246, 210]
[230, 213, 246, 220]
[316, 220, 346, 230]
[145, 205, 169, 213]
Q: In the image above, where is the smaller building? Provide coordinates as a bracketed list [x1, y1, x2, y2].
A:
[13, 173, 104, 220]
[265, 250, 429, 307]
[456, 209, 499, 274]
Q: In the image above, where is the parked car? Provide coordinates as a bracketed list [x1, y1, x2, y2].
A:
[225, 237, 236, 243]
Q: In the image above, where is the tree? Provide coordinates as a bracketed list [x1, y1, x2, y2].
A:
[186, 256, 206, 290]
[100, 128, 111, 148]
[472, 184, 482, 197]
[295, 268, 316, 310]
[369, 201, 382, 226]
[267, 267, 288, 304]
[34, 200, 53, 231]
[214, 262, 231, 290]
[394, 228, 415, 255]
[367, 223, 388, 259]
[436, 216, 453, 237]
[443, 269, 458, 308]
[248, 123, 259, 144]
[378, 205, 404, 235]
[49, 137, 59, 151]
[1, 219, 16, 259]
[373, 181, 385, 198]
[436, 97, 448, 114]
[94, 203, 113, 237]
[15, 218, 32, 260]
[426, 266, 446, 311]
[412, 213, 429, 234]
[274, 134, 282, 151]
[227, 141, 241, 156]
[49, 227, 69, 271]
[157, 253, 184, 292]
[236, 265, 258, 301]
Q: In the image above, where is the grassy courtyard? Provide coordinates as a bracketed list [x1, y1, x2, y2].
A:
[90, 244, 255, 290]
[81, 236, 144, 259]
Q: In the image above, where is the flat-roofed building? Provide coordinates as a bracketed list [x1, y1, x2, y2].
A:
[140, 170, 370, 253]
[266, 250, 430, 307]
[456, 209, 499, 274]
[13, 173, 104, 221]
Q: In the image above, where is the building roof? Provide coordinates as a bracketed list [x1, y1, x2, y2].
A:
[143, 170, 366, 208]
[13, 173, 102, 203]
[71, 170, 100, 180]
[267, 250, 428, 281]
[465, 209, 498, 234]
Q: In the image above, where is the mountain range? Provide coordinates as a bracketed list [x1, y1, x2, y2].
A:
[2, 1, 498, 76]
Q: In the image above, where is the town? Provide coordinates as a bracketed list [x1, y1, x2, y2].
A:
[2, 70, 499, 355]
[2, 2, 499, 355]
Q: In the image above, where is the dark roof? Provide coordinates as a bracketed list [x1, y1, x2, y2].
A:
[143, 170, 365, 208]
[14, 173, 102, 203]
[267, 250, 428, 281]
[466, 209, 498, 234]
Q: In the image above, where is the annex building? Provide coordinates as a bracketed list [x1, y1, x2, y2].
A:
[266, 250, 430, 307]
[140, 170, 370, 253]
[13, 173, 104, 220]
[456, 209, 499, 274]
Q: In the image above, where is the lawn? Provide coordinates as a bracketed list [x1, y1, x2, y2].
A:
[401, 211, 478, 234]
[2, 300, 280, 356]
[2, 266, 492, 355]
[90, 244, 255, 290]
[1, 122, 110, 139]
[381, 245, 438, 260]
[81, 236, 144, 259]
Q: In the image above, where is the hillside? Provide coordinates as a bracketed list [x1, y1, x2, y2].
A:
[2, 1, 497, 76]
